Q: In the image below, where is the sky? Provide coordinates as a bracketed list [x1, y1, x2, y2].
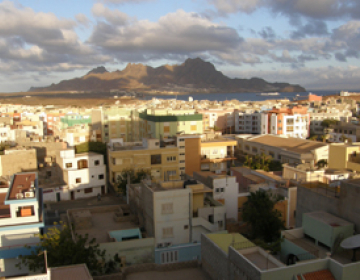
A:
[1, 0, 360, 92]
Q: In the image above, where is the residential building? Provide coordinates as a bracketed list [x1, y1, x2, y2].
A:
[328, 142, 360, 172]
[230, 167, 296, 228]
[108, 138, 181, 185]
[236, 134, 329, 165]
[234, 110, 262, 134]
[193, 171, 238, 221]
[328, 122, 360, 143]
[263, 106, 310, 138]
[202, 214, 360, 280]
[200, 133, 237, 174]
[42, 149, 106, 202]
[101, 107, 134, 143]
[0, 172, 44, 278]
[129, 179, 226, 247]
[309, 108, 351, 135]
[138, 109, 203, 139]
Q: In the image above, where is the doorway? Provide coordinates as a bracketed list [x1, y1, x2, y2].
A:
[70, 191, 75, 200]
[101, 185, 106, 195]
[56, 193, 61, 202]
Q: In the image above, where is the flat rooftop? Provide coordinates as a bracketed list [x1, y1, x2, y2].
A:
[247, 135, 327, 153]
[305, 211, 352, 227]
[69, 206, 140, 244]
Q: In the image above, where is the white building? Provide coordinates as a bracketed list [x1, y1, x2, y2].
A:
[193, 172, 239, 221]
[0, 172, 44, 278]
[42, 149, 106, 202]
[234, 110, 263, 134]
[129, 180, 226, 248]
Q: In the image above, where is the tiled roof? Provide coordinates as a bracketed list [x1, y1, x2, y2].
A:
[298, 269, 336, 280]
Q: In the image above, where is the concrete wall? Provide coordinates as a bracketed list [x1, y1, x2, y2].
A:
[153, 189, 191, 246]
[0, 149, 37, 177]
[155, 243, 201, 264]
[201, 234, 229, 280]
[296, 181, 360, 233]
[99, 238, 155, 264]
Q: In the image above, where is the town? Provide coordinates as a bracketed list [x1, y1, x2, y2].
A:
[0, 91, 360, 280]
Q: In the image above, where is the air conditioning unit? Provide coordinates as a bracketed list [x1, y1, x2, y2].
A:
[25, 192, 34, 198]
[16, 193, 24, 199]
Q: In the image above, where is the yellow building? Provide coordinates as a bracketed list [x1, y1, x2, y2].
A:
[139, 109, 203, 139]
[328, 142, 360, 172]
[108, 138, 181, 185]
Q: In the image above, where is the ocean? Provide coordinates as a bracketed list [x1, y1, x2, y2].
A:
[146, 90, 342, 102]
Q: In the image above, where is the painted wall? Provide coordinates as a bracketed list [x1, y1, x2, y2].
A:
[155, 243, 201, 264]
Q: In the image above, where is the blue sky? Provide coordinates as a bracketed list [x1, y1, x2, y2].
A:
[0, 0, 360, 92]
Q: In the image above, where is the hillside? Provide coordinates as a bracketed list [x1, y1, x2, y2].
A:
[29, 58, 305, 94]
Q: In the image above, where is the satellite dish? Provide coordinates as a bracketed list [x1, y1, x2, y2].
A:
[340, 234, 360, 262]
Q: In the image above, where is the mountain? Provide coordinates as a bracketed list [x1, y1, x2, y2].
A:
[29, 58, 305, 93]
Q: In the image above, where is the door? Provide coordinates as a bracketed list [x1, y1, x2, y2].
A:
[101, 185, 106, 195]
[56, 193, 61, 202]
[70, 191, 75, 200]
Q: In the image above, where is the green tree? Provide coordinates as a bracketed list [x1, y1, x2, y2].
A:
[115, 168, 151, 194]
[321, 119, 338, 128]
[17, 223, 120, 275]
[242, 191, 284, 243]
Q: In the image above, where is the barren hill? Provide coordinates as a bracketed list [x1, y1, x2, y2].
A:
[29, 58, 305, 93]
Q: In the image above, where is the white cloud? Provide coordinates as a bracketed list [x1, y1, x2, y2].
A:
[92, 3, 130, 25]
[89, 9, 243, 63]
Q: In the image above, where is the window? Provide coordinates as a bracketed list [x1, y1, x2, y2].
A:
[164, 126, 170, 133]
[66, 163, 72, 168]
[167, 156, 176, 162]
[84, 188, 93, 193]
[161, 203, 173, 214]
[46, 171, 51, 177]
[161, 251, 178, 264]
[17, 206, 35, 217]
[98, 174, 104, 180]
[151, 154, 162, 165]
[76, 178, 81, 183]
[162, 227, 174, 238]
[94, 160, 100, 166]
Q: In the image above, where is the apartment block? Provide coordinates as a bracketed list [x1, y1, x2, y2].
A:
[129, 179, 226, 247]
[101, 107, 134, 143]
[0, 172, 44, 278]
[309, 108, 352, 135]
[108, 138, 181, 185]
[200, 134, 237, 174]
[42, 149, 106, 202]
[328, 122, 360, 143]
[193, 171, 239, 221]
[236, 134, 329, 165]
[263, 106, 310, 138]
[139, 109, 203, 139]
[234, 110, 263, 134]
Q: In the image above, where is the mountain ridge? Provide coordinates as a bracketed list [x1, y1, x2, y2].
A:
[29, 58, 306, 93]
